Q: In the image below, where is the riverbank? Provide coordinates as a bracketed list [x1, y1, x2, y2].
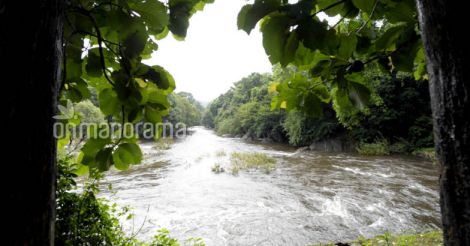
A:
[219, 132, 437, 162]
[315, 230, 442, 246]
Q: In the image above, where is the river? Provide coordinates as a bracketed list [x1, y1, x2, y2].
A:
[101, 127, 440, 245]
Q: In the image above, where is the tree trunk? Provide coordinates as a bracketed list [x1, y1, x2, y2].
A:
[1, 0, 63, 244]
[416, 1, 470, 245]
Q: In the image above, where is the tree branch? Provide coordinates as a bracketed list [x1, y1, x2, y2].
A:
[355, 0, 379, 34]
[310, 0, 346, 18]
[74, 8, 115, 86]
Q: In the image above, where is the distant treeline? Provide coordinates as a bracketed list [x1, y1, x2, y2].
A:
[76, 91, 204, 130]
[202, 69, 433, 154]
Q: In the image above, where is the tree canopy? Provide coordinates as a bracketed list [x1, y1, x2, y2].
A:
[237, 0, 425, 116]
[59, 0, 213, 172]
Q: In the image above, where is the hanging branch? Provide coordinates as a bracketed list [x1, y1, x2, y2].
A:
[74, 7, 116, 86]
[355, 0, 379, 34]
[310, 0, 347, 18]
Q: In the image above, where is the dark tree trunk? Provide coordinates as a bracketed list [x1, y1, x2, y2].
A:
[1, 0, 63, 244]
[416, 0, 470, 245]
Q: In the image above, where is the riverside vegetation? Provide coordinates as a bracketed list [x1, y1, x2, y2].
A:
[56, 92, 205, 245]
[202, 68, 434, 158]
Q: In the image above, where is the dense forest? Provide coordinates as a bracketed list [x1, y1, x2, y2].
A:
[203, 68, 433, 155]
[167, 92, 204, 128]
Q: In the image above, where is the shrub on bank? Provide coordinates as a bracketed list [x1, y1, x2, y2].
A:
[356, 140, 390, 156]
[412, 147, 437, 162]
[314, 230, 442, 246]
[56, 154, 204, 245]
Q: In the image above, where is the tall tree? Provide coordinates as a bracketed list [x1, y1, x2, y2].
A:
[1, 0, 63, 244]
[416, 1, 470, 244]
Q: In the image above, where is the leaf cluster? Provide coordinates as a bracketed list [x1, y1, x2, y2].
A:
[60, 0, 213, 172]
[238, 0, 425, 116]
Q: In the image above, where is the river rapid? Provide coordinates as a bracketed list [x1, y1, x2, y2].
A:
[101, 127, 440, 245]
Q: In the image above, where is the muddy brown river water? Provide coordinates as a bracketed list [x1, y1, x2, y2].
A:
[101, 127, 440, 245]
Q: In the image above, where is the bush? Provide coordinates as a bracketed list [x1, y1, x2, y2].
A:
[314, 230, 442, 246]
[74, 100, 106, 124]
[356, 140, 390, 156]
[56, 154, 205, 245]
[56, 155, 131, 245]
[412, 147, 437, 162]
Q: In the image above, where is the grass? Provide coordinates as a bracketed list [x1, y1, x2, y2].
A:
[152, 138, 175, 151]
[356, 140, 390, 156]
[314, 231, 442, 246]
[229, 152, 276, 174]
[215, 149, 226, 157]
[412, 147, 436, 162]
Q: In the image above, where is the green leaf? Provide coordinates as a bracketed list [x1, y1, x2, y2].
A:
[281, 32, 299, 66]
[340, 1, 360, 18]
[85, 49, 102, 78]
[312, 84, 331, 102]
[384, 1, 416, 24]
[346, 60, 365, 74]
[348, 80, 370, 109]
[148, 91, 170, 109]
[237, 5, 253, 33]
[296, 18, 328, 52]
[237, 0, 281, 34]
[65, 43, 83, 81]
[375, 24, 406, 51]
[311, 59, 330, 76]
[145, 105, 163, 123]
[333, 87, 350, 108]
[390, 37, 421, 72]
[141, 39, 158, 59]
[80, 137, 112, 167]
[338, 34, 357, 59]
[99, 88, 120, 116]
[260, 14, 290, 64]
[96, 147, 113, 171]
[127, 107, 143, 123]
[169, 1, 191, 38]
[413, 47, 427, 80]
[377, 56, 392, 73]
[317, 0, 345, 17]
[122, 32, 147, 59]
[73, 163, 89, 176]
[81, 137, 111, 157]
[301, 93, 322, 116]
[66, 79, 91, 102]
[140, 65, 175, 90]
[113, 143, 143, 170]
[155, 26, 170, 40]
[352, 0, 375, 13]
[133, 0, 169, 34]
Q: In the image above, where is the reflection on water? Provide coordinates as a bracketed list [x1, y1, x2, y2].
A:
[101, 127, 440, 245]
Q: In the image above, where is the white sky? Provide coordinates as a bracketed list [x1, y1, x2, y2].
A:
[147, 0, 272, 102]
